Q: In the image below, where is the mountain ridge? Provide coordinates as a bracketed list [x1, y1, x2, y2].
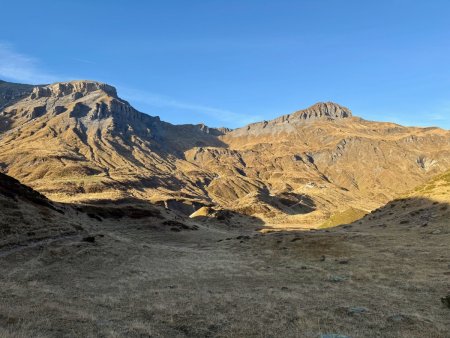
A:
[2, 79, 448, 132]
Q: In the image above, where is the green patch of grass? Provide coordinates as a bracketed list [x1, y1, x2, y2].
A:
[441, 171, 450, 184]
[411, 169, 450, 195]
[419, 184, 437, 193]
[319, 207, 367, 228]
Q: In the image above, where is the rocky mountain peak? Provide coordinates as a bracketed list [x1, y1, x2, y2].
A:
[226, 102, 353, 137]
[290, 102, 352, 121]
[30, 80, 118, 100]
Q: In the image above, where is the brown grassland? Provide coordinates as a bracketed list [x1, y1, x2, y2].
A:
[0, 192, 449, 337]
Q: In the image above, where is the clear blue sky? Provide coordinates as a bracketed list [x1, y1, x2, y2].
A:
[1, 0, 449, 129]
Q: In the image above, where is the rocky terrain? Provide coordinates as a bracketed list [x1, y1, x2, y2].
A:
[0, 79, 449, 228]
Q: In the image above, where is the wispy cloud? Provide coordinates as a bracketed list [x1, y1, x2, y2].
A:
[72, 57, 96, 65]
[0, 42, 57, 84]
[120, 87, 262, 127]
[430, 114, 447, 121]
[428, 105, 450, 129]
[366, 107, 450, 130]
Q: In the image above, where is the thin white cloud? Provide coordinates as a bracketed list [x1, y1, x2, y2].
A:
[428, 102, 450, 123]
[428, 107, 450, 129]
[72, 58, 96, 65]
[366, 110, 450, 130]
[430, 114, 446, 121]
[120, 87, 262, 127]
[0, 42, 57, 84]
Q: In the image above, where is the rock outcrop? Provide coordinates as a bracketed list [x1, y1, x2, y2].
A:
[275, 101, 352, 122]
[0, 80, 36, 110]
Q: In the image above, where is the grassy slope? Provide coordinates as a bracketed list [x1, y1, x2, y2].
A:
[320, 168, 450, 229]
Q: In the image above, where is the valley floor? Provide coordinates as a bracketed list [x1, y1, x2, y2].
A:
[0, 211, 449, 338]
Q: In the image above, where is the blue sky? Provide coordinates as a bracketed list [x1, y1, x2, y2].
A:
[1, 0, 449, 129]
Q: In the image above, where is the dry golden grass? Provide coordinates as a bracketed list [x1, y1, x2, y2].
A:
[0, 193, 449, 337]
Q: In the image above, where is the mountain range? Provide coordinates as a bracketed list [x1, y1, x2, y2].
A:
[1, 79, 449, 228]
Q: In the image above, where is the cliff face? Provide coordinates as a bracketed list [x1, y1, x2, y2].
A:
[1, 79, 449, 227]
[0, 80, 36, 110]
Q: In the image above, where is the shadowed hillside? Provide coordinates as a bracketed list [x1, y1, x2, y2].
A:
[349, 168, 450, 229]
[0, 172, 78, 249]
[0, 173, 203, 250]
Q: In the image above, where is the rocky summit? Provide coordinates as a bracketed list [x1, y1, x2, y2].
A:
[0, 79, 450, 228]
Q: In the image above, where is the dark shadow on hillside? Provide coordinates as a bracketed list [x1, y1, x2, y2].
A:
[0, 172, 266, 250]
[331, 196, 450, 231]
[158, 122, 229, 154]
[248, 196, 450, 241]
[231, 188, 316, 217]
[70, 197, 164, 221]
[0, 111, 14, 133]
[121, 118, 229, 157]
[0, 173, 56, 210]
[0, 80, 35, 111]
[266, 192, 316, 215]
[243, 196, 450, 266]
[75, 197, 266, 233]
